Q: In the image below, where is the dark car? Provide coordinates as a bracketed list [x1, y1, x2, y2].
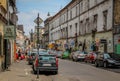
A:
[32, 54, 58, 74]
[95, 53, 120, 68]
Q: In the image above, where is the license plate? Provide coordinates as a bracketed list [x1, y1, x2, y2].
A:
[43, 64, 51, 66]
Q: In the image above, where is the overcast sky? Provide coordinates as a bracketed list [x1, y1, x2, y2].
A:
[16, 0, 71, 35]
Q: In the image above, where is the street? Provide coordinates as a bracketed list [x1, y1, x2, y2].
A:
[0, 59, 120, 81]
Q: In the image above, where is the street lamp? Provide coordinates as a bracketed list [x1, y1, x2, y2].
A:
[34, 13, 43, 79]
[30, 29, 33, 43]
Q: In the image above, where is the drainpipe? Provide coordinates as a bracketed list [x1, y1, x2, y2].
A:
[66, 8, 68, 45]
[112, 0, 115, 53]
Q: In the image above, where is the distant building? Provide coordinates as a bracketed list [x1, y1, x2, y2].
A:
[33, 26, 45, 48]
[16, 25, 25, 51]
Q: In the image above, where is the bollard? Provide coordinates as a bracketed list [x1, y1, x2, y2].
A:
[37, 68, 39, 79]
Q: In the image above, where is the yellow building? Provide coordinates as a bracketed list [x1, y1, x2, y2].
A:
[0, 0, 7, 71]
[0, 0, 7, 10]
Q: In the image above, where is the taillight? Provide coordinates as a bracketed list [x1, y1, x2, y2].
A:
[35, 58, 39, 67]
[56, 58, 58, 67]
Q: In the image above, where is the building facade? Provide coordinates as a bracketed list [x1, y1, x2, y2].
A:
[49, 0, 114, 53]
[44, 17, 52, 49]
[113, 0, 120, 55]
[0, 0, 8, 71]
[0, 0, 18, 71]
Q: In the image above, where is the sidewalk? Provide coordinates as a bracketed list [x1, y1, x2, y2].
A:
[0, 60, 36, 81]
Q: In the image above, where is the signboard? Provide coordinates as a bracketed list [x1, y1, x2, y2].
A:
[34, 17, 43, 24]
[100, 39, 107, 43]
[4, 25, 15, 39]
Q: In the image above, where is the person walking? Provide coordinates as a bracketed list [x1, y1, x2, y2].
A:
[18, 50, 21, 60]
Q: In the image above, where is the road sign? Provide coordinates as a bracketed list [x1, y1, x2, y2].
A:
[34, 17, 43, 24]
[4, 25, 15, 39]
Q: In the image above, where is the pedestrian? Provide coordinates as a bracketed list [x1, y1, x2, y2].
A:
[18, 50, 21, 60]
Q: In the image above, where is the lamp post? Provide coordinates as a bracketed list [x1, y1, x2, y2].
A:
[34, 13, 43, 79]
[29, 29, 33, 51]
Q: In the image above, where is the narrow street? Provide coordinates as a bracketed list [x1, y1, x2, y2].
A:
[0, 59, 120, 81]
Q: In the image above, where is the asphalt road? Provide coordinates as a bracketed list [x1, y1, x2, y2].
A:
[0, 59, 120, 81]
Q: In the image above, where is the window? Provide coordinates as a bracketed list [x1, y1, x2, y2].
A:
[70, 10, 72, 19]
[75, 23, 78, 36]
[103, 10, 108, 31]
[66, 27, 68, 38]
[64, 15, 65, 22]
[80, 2, 83, 12]
[94, 0, 97, 5]
[80, 21, 83, 35]
[93, 14, 98, 30]
[76, 6, 78, 16]
[70, 25, 72, 37]
[86, 18, 89, 33]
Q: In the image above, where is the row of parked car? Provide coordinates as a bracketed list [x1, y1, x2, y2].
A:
[49, 50, 120, 68]
[68, 51, 120, 68]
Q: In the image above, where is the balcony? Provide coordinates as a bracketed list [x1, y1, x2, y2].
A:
[0, 5, 7, 23]
[9, 13, 18, 25]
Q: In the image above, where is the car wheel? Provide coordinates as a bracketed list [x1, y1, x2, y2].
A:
[34, 70, 37, 74]
[103, 62, 108, 68]
[95, 61, 98, 67]
[75, 59, 78, 62]
[54, 71, 58, 75]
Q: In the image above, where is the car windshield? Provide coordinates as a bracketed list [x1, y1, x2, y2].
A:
[39, 55, 56, 62]
[104, 54, 111, 59]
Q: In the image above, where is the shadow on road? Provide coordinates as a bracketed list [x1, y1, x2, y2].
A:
[30, 70, 57, 76]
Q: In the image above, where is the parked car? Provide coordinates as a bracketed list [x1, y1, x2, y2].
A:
[71, 51, 82, 61]
[28, 49, 48, 65]
[84, 52, 97, 63]
[56, 51, 63, 58]
[28, 51, 37, 65]
[61, 51, 70, 59]
[95, 53, 120, 68]
[73, 51, 88, 61]
[32, 54, 58, 74]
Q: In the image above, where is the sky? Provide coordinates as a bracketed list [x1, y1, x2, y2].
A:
[16, 0, 71, 35]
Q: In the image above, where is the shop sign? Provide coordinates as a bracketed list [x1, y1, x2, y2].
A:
[100, 39, 107, 43]
[4, 25, 15, 39]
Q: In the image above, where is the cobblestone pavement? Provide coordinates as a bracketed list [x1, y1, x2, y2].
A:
[0, 59, 120, 81]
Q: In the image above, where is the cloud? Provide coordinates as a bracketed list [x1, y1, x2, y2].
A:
[17, 9, 47, 35]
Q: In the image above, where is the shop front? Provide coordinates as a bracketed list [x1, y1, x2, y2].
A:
[95, 31, 113, 53]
